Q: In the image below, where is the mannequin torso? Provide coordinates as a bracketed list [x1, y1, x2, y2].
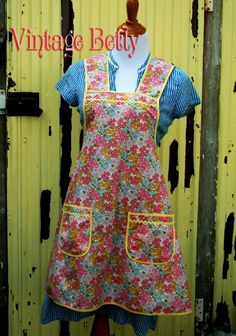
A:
[111, 32, 150, 92]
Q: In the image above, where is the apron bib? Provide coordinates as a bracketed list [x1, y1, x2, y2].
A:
[46, 54, 192, 315]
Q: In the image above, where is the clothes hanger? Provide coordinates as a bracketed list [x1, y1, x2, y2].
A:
[117, 0, 146, 36]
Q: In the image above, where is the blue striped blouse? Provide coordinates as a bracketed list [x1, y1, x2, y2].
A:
[41, 53, 200, 336]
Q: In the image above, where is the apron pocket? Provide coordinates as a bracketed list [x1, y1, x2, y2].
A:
[59, 203, 92, 257]
[126, 212, 175, 264]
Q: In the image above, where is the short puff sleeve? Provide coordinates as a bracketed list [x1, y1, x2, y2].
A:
[55, 61, 84, 107]
[173, 68, 201, 118]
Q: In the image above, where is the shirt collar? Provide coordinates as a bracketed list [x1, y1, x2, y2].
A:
[108, 51, 151, 74]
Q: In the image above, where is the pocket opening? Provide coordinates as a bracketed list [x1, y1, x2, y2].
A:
[126, 212, 175, 265]
[59, 203, 93, 257]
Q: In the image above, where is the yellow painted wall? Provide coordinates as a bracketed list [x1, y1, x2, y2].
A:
[6, 1, 204, 335]
[213, 0, 236, 331]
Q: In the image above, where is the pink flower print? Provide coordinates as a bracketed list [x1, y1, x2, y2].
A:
[117, 118, 126, 128]
[120, 290, 129, 302]
[153, 203, 162, 213]
[148, 106, 158, 119]
[152, 237, 161, 247]
[130, 145, 138, 154]
[96, 71, 106, 82]
[60, 265, 69, 277]
[120, 196, 129, 205]
[136, 223, 151, 236]
[139, 96, 147, 103]
[50, 286, 61, 298]
[111, 182, 119, 195]
[87, 63, 96, 71]
[111, 171, 119, 180]
[109, 148, 118, 158]
[139, 120, 149, 132]
[138, 189, 151, 201]
[104, 192, 113, 201]
[108, 118, 116, 128]
[141, 278, 149, 288]
[130, 277, 140, 287]
[88, 146, 96, 155]
[173, 296, 185, 308]
[149, 64, 155, 71]
[160, 249, 172, 261]
[81, 175, 90, 184]
[140, 291, 152, 304]
[94, 134, 107, 147]
[124, 107, 137, 120]
[130, 174, 140, 185]
[94, 103, 105, 117]
[130, 198, 139, 209]
[87, 157, 99, 169]
[78, 294, 91, 307]
[89, 188, 101, 201]
[139, 145, 149, 155]
[163, 282, 174, 294]
[116, 129, 129, 141]
[129, 166, 139, 175]
[152, 76, 163, 86]
[90, 80, 97, 88]
[109, 139, 118, 147]
[118, 161, 129, 172]
[173, 264, 184, 277]
[104, 201, 113, 211]
[101, 171, 110, 179]
[129, 240, 141, 252]
[70, 280, 80, 291]
[149, 269, 162, 281]
[82, 199, 91, 207]
[137, 157, 149, 170]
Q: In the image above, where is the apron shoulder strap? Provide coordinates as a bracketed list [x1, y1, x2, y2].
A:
[85, 54, 109, 91]
[138, 57, 174, 99]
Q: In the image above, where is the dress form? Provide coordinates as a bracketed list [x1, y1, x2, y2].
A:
[111, 32, 150, 92]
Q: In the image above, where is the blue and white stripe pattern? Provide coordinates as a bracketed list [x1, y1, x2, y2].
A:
[41, 53, 200, 336]
[41, 296, 157, 336]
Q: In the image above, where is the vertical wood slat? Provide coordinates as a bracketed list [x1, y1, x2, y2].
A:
[213, 0, 236, 332]
[0, 0, 8, 335]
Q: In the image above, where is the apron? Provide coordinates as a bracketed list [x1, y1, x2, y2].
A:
[46, 54, 192, 315]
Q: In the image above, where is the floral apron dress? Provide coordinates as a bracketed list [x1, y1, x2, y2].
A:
[46, 54, 192, 315]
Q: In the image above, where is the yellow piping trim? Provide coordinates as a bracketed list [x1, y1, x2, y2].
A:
[125, 212, 176, 265]
[129, 211, 174, 218]
[82, 59, 88, 134]
[136, 52, 152, 92]
[48, 295, 192, 316]
[64, 203, 92, 210]
[59, 204, 93, 257]
[129, 219, 173, 225]
[158, 65, 175, 99]
[154, 65, 175, 148]
[86, 97, 158, 107]
[106, 53, 110, 90]
[86, 89, 156, 98]
[63, 211, 90, 218]
[154, 100, 160, 149]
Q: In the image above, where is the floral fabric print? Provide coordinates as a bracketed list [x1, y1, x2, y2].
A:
[126, 213, 175, 264]
[46, 54, 192, 315]
[59, 204, 92, 257]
